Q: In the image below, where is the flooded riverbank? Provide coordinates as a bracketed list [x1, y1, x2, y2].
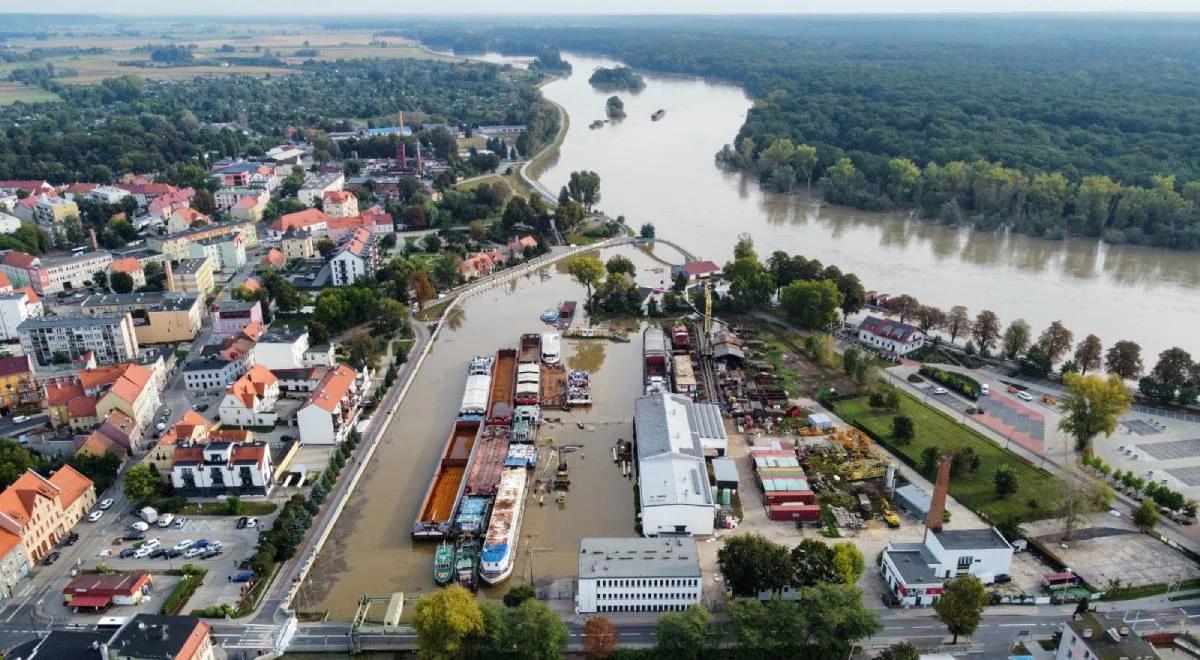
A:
[303, 245, 664, 618]
[532, 52, 1200, 358]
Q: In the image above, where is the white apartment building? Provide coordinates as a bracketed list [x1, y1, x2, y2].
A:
[0, 290, 42, 341]
[298, 173, 345, 206]
[296, 364, 365, 445]
[18, 314, 139, 366]
[182, 357, 245, 392]
[1056, 612, 1159, 660]
[218, 365, 279, 427]
[254, 327, 309, 370]
[576, 537, 702, 614]
[0, 213, 21, 235]
[330, 228, 378, 287]
[857, 316, 927, 357]
[87, 186, 132, 205]
[170, 441, 274, 497]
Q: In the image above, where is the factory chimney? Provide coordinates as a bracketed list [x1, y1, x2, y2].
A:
[925, 456, 952, 534]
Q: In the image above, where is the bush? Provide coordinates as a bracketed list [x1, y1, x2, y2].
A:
[907, 373, 924, 383]
[918, 364, 981, 400]
[193, 604, 237, 618]
[161, 567, 208, 615]
[892, 414, 915, 443]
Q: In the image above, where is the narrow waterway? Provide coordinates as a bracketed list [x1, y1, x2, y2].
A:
[534, 52, 1200, 359]
[304, 245, 666, 618]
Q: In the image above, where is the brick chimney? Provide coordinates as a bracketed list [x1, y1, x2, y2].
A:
[88, 227, 99, 251]
[397, 141, 406, 167]
[925, 456, 952, 533]
[163, 260, 176, 293]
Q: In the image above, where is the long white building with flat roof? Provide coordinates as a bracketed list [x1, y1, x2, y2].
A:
[576, 537, 702, 614]
[633, 392, 721, 537]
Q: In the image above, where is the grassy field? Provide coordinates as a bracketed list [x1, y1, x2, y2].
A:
[836, 391, 1061, 522]
[0, 82, 60, 106]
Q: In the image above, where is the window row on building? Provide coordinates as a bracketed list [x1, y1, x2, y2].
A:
[597, 577, 698, 589]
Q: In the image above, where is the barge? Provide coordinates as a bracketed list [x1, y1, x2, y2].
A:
[479, 468, 529, 586]
[651, 109, 666, 121]
[466, 425, 511, 497]
[459, 355, 494, 418]
[519, 333, 541, 363]
[643, 326, 671, 394]
[487, 348, 517, 425]
[411, 419, 482, 539]
[453, 495, 490, 536]
[557, 301, 577, 329]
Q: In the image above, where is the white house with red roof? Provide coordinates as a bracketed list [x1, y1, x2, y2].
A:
[857, 315, 927, 357]
[322, 190, 358, 217]
[170, 441, 274, 496]
[670, 260, 721, 283]
[329, 228, 378, 286]
[296, 364, 367, 444]
[219, 365, 279, 427]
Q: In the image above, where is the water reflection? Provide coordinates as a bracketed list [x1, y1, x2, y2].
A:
[444, 306, 465, 331]
[567, 340, 607, 372]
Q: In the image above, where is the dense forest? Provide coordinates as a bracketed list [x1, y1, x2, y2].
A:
[587, 66, 644, 91]
[408, 17, 1200, 248]
[0, 57, 558, 183]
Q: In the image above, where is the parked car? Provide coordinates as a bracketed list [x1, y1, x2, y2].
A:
[201, 547, 223, 559]
[157, 513, 175, 528]
[98, 498, 115, 510]
[63, 532, 79, 546]
[174, 539, 194, 551]
[236, 516, 248, 529]
[231, 571, 254, 583]
[195, 404, 209, 412]
[193, 539, 210, 549]
[12, 415, 29, 423]
[932, 387, 948, 395]
[994, 574, 1013, 584]
[130, 521, 149, 532]
[149, 548, 168, 559]
[118, 548, 137, 559]
[142, 538, 161, 550]
[134, 546, 153, 559]
[174, 517, 186, 529]
[1017, 390, 1034, 401]
[87, 511, 104, 522]
[1007, 385, 1019, 394]
[121, 531, 145, 542]
[244, 517, 258, 529]
[980, 383, 989, 395]
[42, 551, 60, 565]
[184, 546, 206, 559]
[164, 549, 184, 559]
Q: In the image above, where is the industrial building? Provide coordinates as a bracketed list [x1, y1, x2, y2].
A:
[633, 392, 717, 537]
[575, 537, 702, 614]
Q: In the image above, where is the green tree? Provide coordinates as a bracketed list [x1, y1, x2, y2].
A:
[792, 143, 819, 189]
[836, 272, 866, 319]
[1018, 344, 1053, 378]
[779, 279, 842, 329]
[566, 170, 601, 210]
[503, 583, 536, 608]
[1059, 373, 1133, 452]
[722, 255, 773, 311]
[565, 255, 605, 300]
[1133, 498, 1160, 533]
[413, 585, 484, 660]
[945, 305, 970, 344]
[432, 252, 462, 289]
[1106, 340, 1144, 378]
[892, 414, 915, 443]
[507, 598, 569, 660]
[655, 603, 710, 660]
[375, 299, 408, 336]
[994, 465, 1019, 499]
[224, 495, 243, 515]
[831, 542, 866, 585]
[1001, 319, 1031, 359]
[66, 450, 122, 493]
[123, 464, 162, 502]
[920, 446, 941, 477]
[1038, 320, 1074, 363]
[732, 585, 880, 657]
[790, 538, 839, 587]
[110, 271, 134, 294]
[639, 223, 655, 239]
[1074, 334, 1103, 374]
[604, 255, 636, 277]
[971, 310, 1001, 354]
[92, 270, 108, 291]
[346, 334, 382, 371]
[317, 238, 336, 259]
[876, 641, 920, 660]
[934, 575, 988, 644]
[716, 533, 791, 597]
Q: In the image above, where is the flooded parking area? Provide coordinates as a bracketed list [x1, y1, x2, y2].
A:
[301, 246, 662, 618]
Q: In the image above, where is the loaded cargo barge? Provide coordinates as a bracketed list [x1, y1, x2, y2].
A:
[466, 424, 511, 497]
[487, 349, 517, 425]
[412, 419, 482, 539]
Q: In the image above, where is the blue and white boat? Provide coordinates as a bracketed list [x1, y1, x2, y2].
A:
[479, 468, 528, 585]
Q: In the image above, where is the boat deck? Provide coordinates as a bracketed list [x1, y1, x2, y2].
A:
[467, 426, 511, 496]
[488, 349, 516, 424]
[414, 420, 481, 535]
[540, 364, 567, 409]
[422, 466, 465, 522]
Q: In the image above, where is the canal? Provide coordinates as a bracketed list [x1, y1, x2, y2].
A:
[303, 245, 667, 618]
[534, 52, 1200, 359]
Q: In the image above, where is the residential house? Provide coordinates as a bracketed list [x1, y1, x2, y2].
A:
[0, 466, 96, 563]
[271, 366, 328, 395]
[326, 211, 392, 243]
[91, 409, 141, 455]
[269, 208, 329, 239]
[0, 530, 28, 601]
[182, 356, 244, 393]
[857, 316, 927, 357]
[0, 355, 39, 415]
[214, 186, 268, 211]
[171, 257, 214, 298]
[0, 180, 53, 197]
[166, 207, 210, 234]
[219, 365, 278, 427]
[186, 233, 246, 274]
[62, 572, 152, 610]
[1, 251, 114, 295]
[45, 382, 86, 429]
[254, 327, 309, 370]
[18, 314, 140, 366]
[115, 182, 179, 208]
[632, 392, 717, 537]
[145, 220, 258, 261]
[281, 229, 315, 260]
[147, 410, 212, 472]
[212, 161, 277, 190]
[0, 212, 23, 234]
[506, 235, 538, 259]
[32, 196, 79, 231]
[212, 299, 262, 336]
[146, 187, 195, 220]
[170, 441, 273, 497]
[296, 364, 366, 445]
[0, 288, 43, 341]
[86, 186, 131, 205]
[459, 249, 506, 280]
[93, 364, 160, 432]
[107, 258, 147, 290]
[575, 537, 702, 614]
[71, 293, 205, 344]
[330, 228, 378, 287]
[260, 249, 285, 270]
[303, 343, 335, 367]
[298, 172, 345, 206]
[231, 194, 267, 222]
[322, 190, 358, 217]
[1055, 612, 1160, 660]
[107, 613, 216, 660]
[670, 261, 721, 283]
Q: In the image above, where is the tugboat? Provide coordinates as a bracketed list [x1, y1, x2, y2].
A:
[455, 536, 479, 591]
[540, 308, 559, 324]
[433, 541, 454, 586]
[651, 109, 666, 121]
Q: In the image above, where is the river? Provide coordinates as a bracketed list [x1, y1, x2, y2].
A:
[533, 52, 1200, 359]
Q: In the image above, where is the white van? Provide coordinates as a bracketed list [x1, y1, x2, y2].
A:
[157, 513, 175, 528]
[980, 383, 989, 396]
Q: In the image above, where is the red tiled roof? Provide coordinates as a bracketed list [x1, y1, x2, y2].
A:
[681, 261, 720, 276]
[0, 355, 30, 378]
[227, 364, 277, 409]
[231, 444, 266, 464]
[1, 251, 37, 269]
[67, 396, 98, 418]
[260, 249, 285, 268]
[109, 257, 143, 274]
[48, 464, 93, 508]
[0, 271, 11, 290]
[234, 196, 259, 209]
[77, 432, 120, 458]
[17, 287, 39, 304]
[63, 183, 98, 196]
[323, 190, 353, 204]
[172, 446, 204, 463]
[305, 364, 357, 413]
[270, 208, 330, 233]
[106, 364, 152, 405]
[46, 383, 86, 407]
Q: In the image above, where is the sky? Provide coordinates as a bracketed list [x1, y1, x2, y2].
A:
[16, 1, 1200, 15]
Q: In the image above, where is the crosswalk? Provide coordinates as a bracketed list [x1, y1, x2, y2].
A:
[212, 622, 279, 650]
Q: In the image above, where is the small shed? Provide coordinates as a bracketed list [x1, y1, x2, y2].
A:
[894, 483, 932, 520]
[711, 457, 739, 491]
[807, 413, 833, 431]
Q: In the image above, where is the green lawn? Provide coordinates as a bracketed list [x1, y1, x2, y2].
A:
[174, 500, 278, 516]
[835, 392, 1061, 522]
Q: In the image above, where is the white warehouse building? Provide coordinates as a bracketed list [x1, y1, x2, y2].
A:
[633, 392, 721, 537]
[576, 537, 702, 614]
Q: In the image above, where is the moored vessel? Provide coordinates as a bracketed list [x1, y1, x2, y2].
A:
[479, 468, 528, 585]
[433, 541, 454, 586]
